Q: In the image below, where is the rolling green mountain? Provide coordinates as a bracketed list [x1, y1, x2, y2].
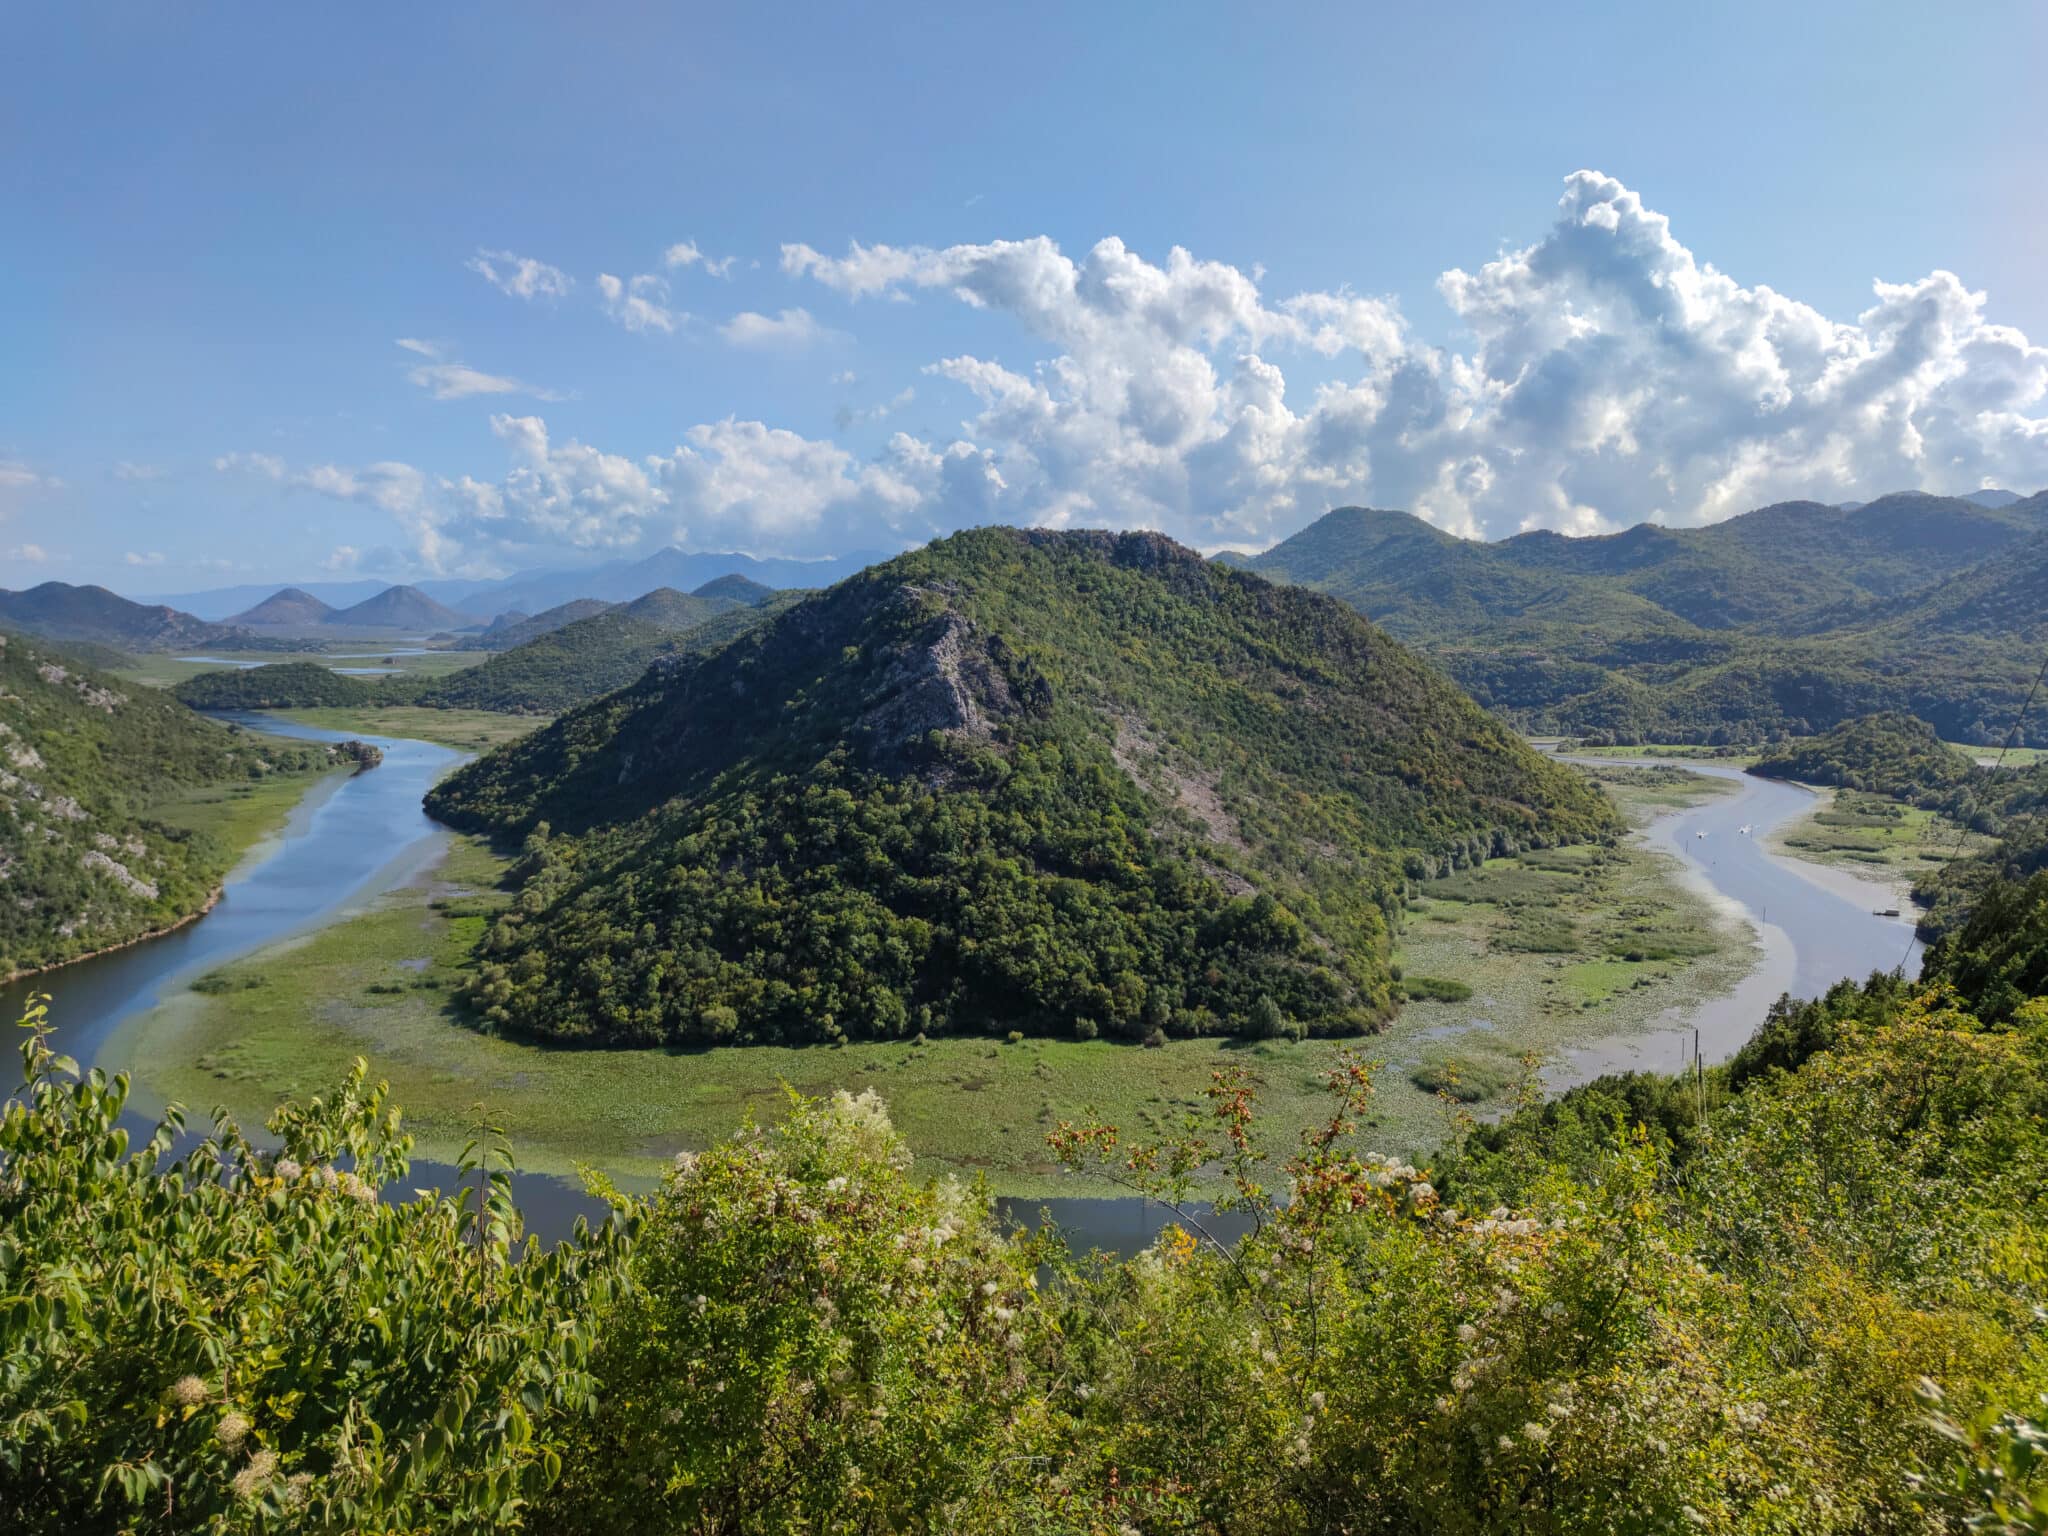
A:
[406, 586, 781, 714]
[426, 527, 1617, 1049]
[690, 572, 776, 604]
[408, 612, 672, 714]
[329, 585, 473, 630]
[617, 586, 742, 629]
[173, 662, 378, 711]
[0, 582, 279, 653]
[225, 587, 339, 627]
[477, 598, 616, 650]
[1241, 493, 2048, 744]
[0, 633, 331, 974]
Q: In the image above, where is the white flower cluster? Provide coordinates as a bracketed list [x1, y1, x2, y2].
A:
[168, 1374, 210, 1409]
[1470, 1206, 1543, 1240]
[818, 1088, 913, 1170]
[230, 1448, 279, 1502]
[271, 1158, 377, 1204]
[1360, 1152, 1437, 1210]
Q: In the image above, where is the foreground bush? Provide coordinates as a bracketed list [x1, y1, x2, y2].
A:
[0, 998, 626, 1533]
[9, 878, 2048, 1530]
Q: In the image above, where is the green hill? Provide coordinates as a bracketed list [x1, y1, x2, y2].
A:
[691, 572, 777, 604]
[0, 581, 277, 653]
[426, 527, 1617, 1049]
[410, 589, 779, 715]
[477, 598, 616, 650]
[173, 661, 378, 711]
[1241, 494, 2048, 744]
[410, 612, 684, 715]
[0, 633, 330, 974]
[617, 587, 739, 629]
[1748, 712, 1977, 798]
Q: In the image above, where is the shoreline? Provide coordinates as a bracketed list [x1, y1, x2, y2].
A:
[2, 887, 224, 988]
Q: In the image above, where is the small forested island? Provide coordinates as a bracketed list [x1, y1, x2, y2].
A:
[333, 738, 383, 771]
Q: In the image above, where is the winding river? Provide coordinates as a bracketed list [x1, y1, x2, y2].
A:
[1550, 757, 1923, 1084]
[4, 734, 1924, 1247]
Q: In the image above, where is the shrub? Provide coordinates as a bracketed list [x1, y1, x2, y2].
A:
[0, 997, 626, 1533]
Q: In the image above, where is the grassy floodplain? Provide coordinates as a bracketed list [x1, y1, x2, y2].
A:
[114, 763, 1747, 1196]
[274, 705, 548, 753]
[1770, 786, 1990, 883]
[142, 754, 350, 857]
[1559, 741, 1764, 765]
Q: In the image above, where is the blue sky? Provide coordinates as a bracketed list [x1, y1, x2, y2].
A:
[4, 2, 2046, 594]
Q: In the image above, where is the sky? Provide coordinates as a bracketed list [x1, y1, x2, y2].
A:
[4, 2, 2046, 596]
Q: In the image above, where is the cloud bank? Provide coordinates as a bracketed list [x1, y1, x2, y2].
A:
[225, 173, 2048, 571]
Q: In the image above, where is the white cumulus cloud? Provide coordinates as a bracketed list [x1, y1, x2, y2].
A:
[719, 307, 839, 350]
[468, 248, 573, 301]
[597, 272, 682, 334]
[222, 173, 2048, 573]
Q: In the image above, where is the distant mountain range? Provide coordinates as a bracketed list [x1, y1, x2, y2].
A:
[134, 547, 882, 622]
[1236, 488, 2048, 743]
[0, 582, 283, 653]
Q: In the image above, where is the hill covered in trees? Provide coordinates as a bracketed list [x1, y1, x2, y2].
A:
[0, 634, 332, 974]
[427, 527, 1616, 1049]
[475, 598, 615, 650]
[1240, 492, 2048, 744]
[173, 662, 378, 711]
[223, 587, 339, 627]
[166, 586, 793, 719]
[0, 582, 284, 653]
[9, 872, 2048, 1530]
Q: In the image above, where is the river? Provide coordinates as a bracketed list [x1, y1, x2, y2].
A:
[4, 734, 1924, 1250]
[0, 715, 605, 1239]
[1548, 757, 1922, 1085]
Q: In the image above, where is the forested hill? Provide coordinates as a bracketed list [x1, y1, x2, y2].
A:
[1241, 492, 2048, 744]
[174, 661, 376, 711]
[427, 527, 1616, 1050]
[0, 633, 331, 974]
[0, 581, 281, 653]
[407, 591, 782, 715]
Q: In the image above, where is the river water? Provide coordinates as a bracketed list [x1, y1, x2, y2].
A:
[1, 716, 615, 1239]
[1547, 758, 1922, 1085]
[4, 735, 1924, 1250]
